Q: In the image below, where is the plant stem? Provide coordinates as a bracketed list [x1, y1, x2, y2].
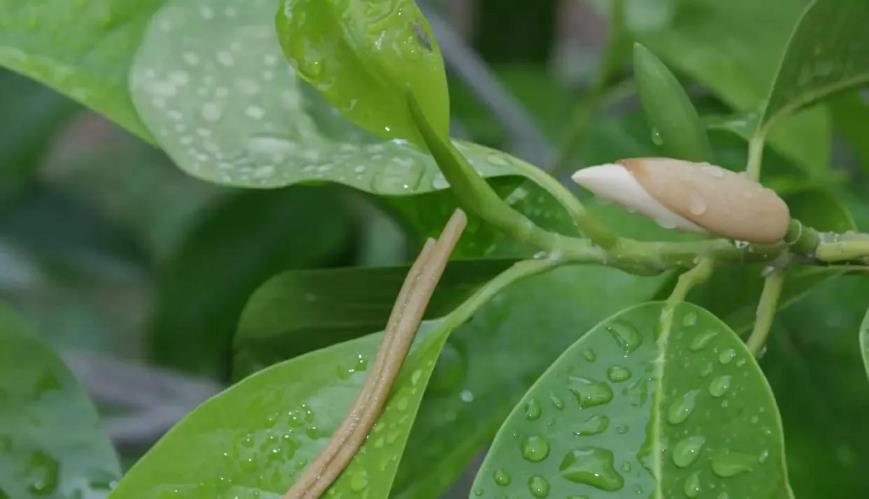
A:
[746, 132, 767, 180]
[747, 270, 787, 356]
[667, 258, 715, 306]
[285, 210, 467, 499]
[815, 235, 869, 263]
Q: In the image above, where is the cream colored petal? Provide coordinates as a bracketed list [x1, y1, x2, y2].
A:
[619, 158, 790, 243]
[572, 164, 706, 233]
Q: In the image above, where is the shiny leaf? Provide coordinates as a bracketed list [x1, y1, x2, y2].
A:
[0, 304, 120, 498]
[276, 0, 449, 146]
[861, 307, 869, 382]
[129, 0, 523, 193]
[0, 0, 164, 139]
[761, 0, 869, 133]
[473, 303, 790, 498]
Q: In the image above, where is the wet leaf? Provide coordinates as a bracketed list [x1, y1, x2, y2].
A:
[232, 259, 515, 379]
[473, 303, 790, 498]
[0, 0, 164, 139]
[761, 0, 869, 133]
[0, 304, 120, 498]
[633, 44, 711, 161]
[129, 0, 524, 193]
[276, 0, 448, 146]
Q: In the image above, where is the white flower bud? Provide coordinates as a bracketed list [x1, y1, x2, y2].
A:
[572, 158, 790, 243]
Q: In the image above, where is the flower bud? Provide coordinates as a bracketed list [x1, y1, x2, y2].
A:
[572, 158, 790, 243]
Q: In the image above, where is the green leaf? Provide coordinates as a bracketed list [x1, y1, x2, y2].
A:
[764, 276, 869, 497]
[861, 307, 869, 382]
[276, 0, 448, 146]
[0, 0, 164, 140]
[0, 303, 120, 498]
[232, 258, 516, 378]
[760, 0, 869, 133]
[830, 90, 869, 174]
[635, 0, 832, 175]
[129, 0, 523, 194]
[472, 302, 790, 498]
[633, 44, 711, 161]
[391, 267, 666, 499]
[111, 258, 552, 498]
[151, 187, 355, 378]
[0, 69, 76, 204]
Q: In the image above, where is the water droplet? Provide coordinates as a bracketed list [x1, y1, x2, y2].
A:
[26, 450, 59, 495]
[718, 493, 730, 499]
[559, 447, 624, 491]
[472, 486, 483, 496]
[615, 424, 629, 434]
[668, 389, 700, 424]
[574, 415, 610, 437]
[718, 349, 737, 365]
[525, 398, 542, 421]
[569, 377, 614, 408]
[682, 312, 698, 327]
[494, 469, 511, 486]
[607, 365, 632, 382]
[607, 321, 643, 354]
[684, 470, 701, 497]
[349, 470, 368, 492]
[583, 348, 597, 362]
[758, 448, 770, 464]
[711, 452, 755, 477]
[708, 375, 732, 398]
[688, 192, 708, 216]
[625, 377, 649, 406]
[673, 436, 706, 467]
[651, 128, 664, 145]
[549, 393, 565, 410]
[522, 435, 551, 462]
[690, 330, 718, 351]
[528, 475, 550, 497]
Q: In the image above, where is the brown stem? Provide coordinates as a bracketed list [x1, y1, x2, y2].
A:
[284, 209, 468, 499]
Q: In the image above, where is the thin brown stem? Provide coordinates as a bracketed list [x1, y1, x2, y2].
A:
[284, 210, 468, 499]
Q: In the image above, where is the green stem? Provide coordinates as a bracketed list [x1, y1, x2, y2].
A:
[667, 258, 715, 306]
[815, 236, 869, 263]
[746, 132, 767, 180]
[747, 270, 786, 355]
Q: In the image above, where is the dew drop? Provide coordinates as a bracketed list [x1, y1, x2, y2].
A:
[559, 447, 624, 491]
[651, 128, 664, 146]
[528, 475, 550, 497]
[667, 389, 700, 424]
[26, 450, 59, 495]
[711, 452, 755, 477]
[525, 398, 542, 421]
[583, 348, 597, 362]
[672, 436, 706, 467]
[349, 470, 368, 492]
[569, 377, 614, 408]
[682, 312, 698, 327]
[549, 393, 565, 410]
[689, 330, 718, 351]
[574, 414, 610, 437]
[607, 321, 643, 354]
[521, 435, 551, 462]
[718, 349, 737, 365]
[684, 470, 701, 497]
[688, 192, 708, 216]
[607, 365, 632, 383]
[494, 469, 511, 486]
[708, 375, 732, 398]
[625, 377, 649, 407]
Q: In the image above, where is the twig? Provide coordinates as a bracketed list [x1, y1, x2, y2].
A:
[747, 270, 787, 355]
[284, 210, 468, 499]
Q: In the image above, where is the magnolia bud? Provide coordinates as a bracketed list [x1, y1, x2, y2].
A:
[572, 158, 790, 243]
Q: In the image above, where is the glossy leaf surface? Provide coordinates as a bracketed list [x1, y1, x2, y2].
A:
[861, 307, 869, 381]
[276, 0, 449, 145]
[633, 44, 710, 161]
[0, 0, 163, 139]
[473, 303, 790, 498]
[0, 304, 120, 498]
[129, 0, 522, 193]
[761, 0, 869, 132]
[233, 259, 515, 378]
